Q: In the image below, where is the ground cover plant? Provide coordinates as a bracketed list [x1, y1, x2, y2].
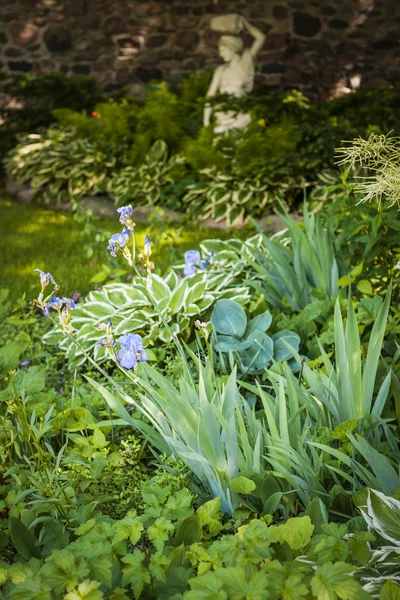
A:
[3, 73, 400, 223]
[1, 75, 400, 599]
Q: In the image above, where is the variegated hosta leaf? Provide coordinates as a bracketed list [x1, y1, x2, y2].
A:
[43, 269, 250, 367]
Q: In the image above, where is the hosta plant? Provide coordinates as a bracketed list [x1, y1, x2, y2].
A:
[44, 269, 249, 366]
[355, 488, 400, 595]
[5, 127, 116, 204]
[211, 299, 301, 374]
[108, 140, 186, 207]
[182, 167, 274, 226]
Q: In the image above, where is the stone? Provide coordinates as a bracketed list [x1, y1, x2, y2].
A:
[80, 196, 116, 218]
[259, 213, 303, 234]
[320, 5, 337, 16]
[171, 15, 198, 28]
[44, 26, 72, 52]
[261, 62, 285, 73]
[115, 67, 132, 85]
[8, 60, 33, 71]
[34, 16, 48, 26]
[71, 64, 91, 75]
[2, 13, 19, 23]
[329, 18, 348, 29]
[64, 0, 87, 16]
[134, 3, 163, 17]
[10, 21, 39, 46]
[40, 58, 57, 69]
[263, 33, 289, 51]
[372, 38, 399, 50]
[5, 47, 24, 57]
[77, 15, 102, 29]
[272, 5, 288, 20]
[104, 17, 127, 35]
[146, 34, 169, 48]
[175, 31, 200, 50]
[135, 66, 163, 82]
[293, 12, 321, 37]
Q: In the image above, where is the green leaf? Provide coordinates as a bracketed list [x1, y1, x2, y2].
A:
[356, 279, 372, 295]
[350, 262, 364, 277]
[121, 550, 151, 599]
[380, 581, 400, 600]
[245, 310, 272, 336]
[113, 513, 144, 545]
[271, 517, 314, 551]
[230, 476, 256, 494]
[211, 299, 247, 337]
[174, 514, 202, 547]
[336, 275, 352, 288]
[263, 492, 282, 515]
[311, 561, 371, 600]
[306, 498, 329, 534]
[272, 330, 301, 362]
[9, 517, 41, 560]
[185, 572, 227, 600]
[147, 517, 174, 553]
[241, 331, 274, 370]
[64, 579, 104, 600]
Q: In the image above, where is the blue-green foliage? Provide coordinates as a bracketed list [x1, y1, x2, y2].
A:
[211, 299, 300, 373]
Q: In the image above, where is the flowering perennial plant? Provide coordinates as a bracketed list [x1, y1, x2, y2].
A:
[32, 270, 76, 333]
[117, 333, 148, 369]
[97, 319, 148, 370]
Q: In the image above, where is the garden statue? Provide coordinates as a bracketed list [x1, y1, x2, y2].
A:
[203, 14, 266, 133]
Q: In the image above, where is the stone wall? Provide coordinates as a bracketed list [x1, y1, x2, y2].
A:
[1, 0, 399, 99]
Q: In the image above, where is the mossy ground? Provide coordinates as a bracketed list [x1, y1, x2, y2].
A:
[0, 194, 252, 301]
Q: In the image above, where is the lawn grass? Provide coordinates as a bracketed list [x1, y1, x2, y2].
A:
[0, 193, 251, 301]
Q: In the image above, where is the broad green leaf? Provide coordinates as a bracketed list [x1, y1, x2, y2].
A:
[380, 580, 400, 600]
[173, 514, 202, 547]
[311, 561, 370, 600]
[9, 517, 41, 560]
[245, 310, 272, 336]
[211, 299, 247, 337]
[356, 279, 372, 295]
[230, 476, 256, 495]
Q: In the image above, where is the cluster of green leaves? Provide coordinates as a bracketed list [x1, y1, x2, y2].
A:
[89, 285, 399, 523]
[108, 141, 187, 210]
[5, 128, 116, 205]
[4, 72, 400, 220]
[202, 203, 340, 312]
[3, 483, 396, 600]
[43, 266, 250, 367]
[0, 72, 105, 172]
[182, 168, 274, 226]
[211, 299, 301, 374]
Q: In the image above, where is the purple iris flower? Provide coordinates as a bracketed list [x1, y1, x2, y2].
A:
[117, 333, 148, 369]
[107, 228, 131, 257]
[47, 295, 64, 311]
[184, 250, 206, 276]
[204, 251, 215, 265]
[34, 269, 57, 288]
[117, 205, 133, 224]
[144, 234, 151, 258]
[62, 297, 76, 310]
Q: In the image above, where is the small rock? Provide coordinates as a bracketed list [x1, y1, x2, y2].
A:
[44, 26, 72, 52]
[293, 12, 321, 37]
[10, 21, 39, 46]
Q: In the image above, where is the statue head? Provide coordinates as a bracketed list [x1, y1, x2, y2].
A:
[218, 35, 244, 62]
